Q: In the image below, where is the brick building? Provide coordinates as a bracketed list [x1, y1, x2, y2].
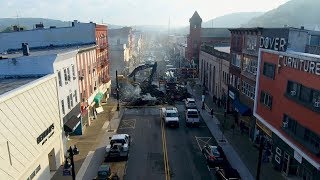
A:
[186, 11, 230, 68]
[254, 49, 320, 179]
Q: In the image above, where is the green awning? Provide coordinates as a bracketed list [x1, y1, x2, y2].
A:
[94, 92, 104, 104]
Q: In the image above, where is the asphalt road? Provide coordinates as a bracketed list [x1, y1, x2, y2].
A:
[118, 103, 217, 180]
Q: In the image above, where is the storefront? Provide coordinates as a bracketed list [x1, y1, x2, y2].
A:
[63, 103, 82, 135]
[272, 135, 320, 180]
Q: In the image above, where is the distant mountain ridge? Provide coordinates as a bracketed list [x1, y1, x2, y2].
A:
[0, 18, 122, 31]
[245, 0, 320, 29]
[202, 12, 264, 28]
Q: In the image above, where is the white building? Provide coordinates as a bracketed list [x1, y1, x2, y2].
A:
[0, 47, 83, 152]
[0, 74, 64, 180]
[0, 20, 95, 53]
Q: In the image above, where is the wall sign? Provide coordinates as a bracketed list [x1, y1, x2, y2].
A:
[37, 124, 54, 145]
[280, 55, 320, 76]
[260, 37, 286, 51]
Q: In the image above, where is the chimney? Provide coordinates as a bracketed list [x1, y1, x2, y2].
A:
[35, 23, 44, 29]
[72, 20, 78, 27]
[13, 25, 19, 31]
[22, 43, 30, 56]
[301, 26, 305, 30]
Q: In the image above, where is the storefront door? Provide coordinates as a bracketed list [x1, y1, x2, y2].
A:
[281, 152, 290, 175]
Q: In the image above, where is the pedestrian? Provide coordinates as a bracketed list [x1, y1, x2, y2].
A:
[210, 108, 214, 118]
[202, 102, 205, 110]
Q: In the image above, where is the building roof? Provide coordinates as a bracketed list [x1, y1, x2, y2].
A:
[0, 78, 39, 95]
[201, 28, 231, 38]
[190, 11, 202, 23]
[215, 46, 230, 54]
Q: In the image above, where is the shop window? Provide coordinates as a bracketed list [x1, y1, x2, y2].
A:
[260, 91, 273, 109]
[263, 62, 275, 79]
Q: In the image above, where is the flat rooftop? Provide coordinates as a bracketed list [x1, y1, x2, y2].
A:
[215, 46, 230, 54]
[0, 78, 39, 95]
[0, 44, 95, 59]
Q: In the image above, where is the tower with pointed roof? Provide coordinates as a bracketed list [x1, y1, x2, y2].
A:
[187, 11, 202, 66]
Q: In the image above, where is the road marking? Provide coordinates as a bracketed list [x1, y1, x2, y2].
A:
[195, 136, 212, 151]
[118, 119, 136, 129]
[161, 117, 170, 180]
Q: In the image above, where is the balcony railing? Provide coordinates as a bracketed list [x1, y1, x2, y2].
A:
[305, 45, 320, 55]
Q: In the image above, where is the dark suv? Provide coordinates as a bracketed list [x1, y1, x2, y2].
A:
[202, 145, 225, 167]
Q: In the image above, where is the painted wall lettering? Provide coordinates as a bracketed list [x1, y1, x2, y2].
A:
[37, 124, 55, 145]
[279, 55, 320, 76]
[260, 37, 287, 51]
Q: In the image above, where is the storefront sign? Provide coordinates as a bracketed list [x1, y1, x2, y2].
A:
[37, 124, 54, 145]
[260, 37, 286, 51]
[294, 150, 302, 163]
[229, 90, 235, 100]
[280, 55, 320, 76]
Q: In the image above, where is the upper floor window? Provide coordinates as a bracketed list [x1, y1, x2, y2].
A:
[231, 53, 241, 68]
[61, 100, 65, 114]
[246, 35, 257, 50]
[263, 62, 275, 79]
[64, 69, 68, 85]
[260, 91, 273, 109]
[58, 71, 62, 87]
[242, 81, 255, 100]
[286, 81, 320, 112]
[72, 65, 76, 80]
[74, 90, 78, 103]
[243, 57, 257, 75]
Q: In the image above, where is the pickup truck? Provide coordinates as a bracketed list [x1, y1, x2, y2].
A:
[185, 108, 200, 127]
[105, 134, 130, 161]
[160, 107, 179, 127]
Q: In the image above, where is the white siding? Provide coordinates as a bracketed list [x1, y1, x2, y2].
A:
[0, 74, 63, 180]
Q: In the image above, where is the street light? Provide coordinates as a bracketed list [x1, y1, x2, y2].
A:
[63, 145, 79, 180]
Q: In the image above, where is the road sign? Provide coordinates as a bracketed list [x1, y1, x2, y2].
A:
[63, 169, 71, 176]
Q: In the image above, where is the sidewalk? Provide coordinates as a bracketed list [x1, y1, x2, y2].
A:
[188, 82, 284, 180]
[51, 98, 119, 180]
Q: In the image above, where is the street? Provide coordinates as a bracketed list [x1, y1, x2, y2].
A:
[118, 103, 217, 180]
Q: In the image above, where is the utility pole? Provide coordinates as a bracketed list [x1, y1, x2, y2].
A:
[116, 70, 120, 111]
[256, 136, 264, 180]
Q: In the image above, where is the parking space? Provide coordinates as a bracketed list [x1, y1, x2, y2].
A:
[118, 119, 136, 129]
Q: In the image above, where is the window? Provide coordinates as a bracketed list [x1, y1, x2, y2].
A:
[287, 81, 299, 97]
[231, 53, 241, 67]
[243, 57, 257, 75]
[312, 91, 320, 108]
[304, 129, 320, 150]
[67, 96, 71, 109]
[242, 81, 255, 100]
[260, 91, 273, 108]
[61, 100, 65, 114]
[72, 65, 76, 80]
[70, 93, 73, 107]
[283, 115, 297, 134]
[236, 77, 240, 90]
[300, 86, 312, 103]
[64, 69, 68, 85]
[67, 67, 71, 81]
[74, 90, 78, 103]
[263, 62, 275, 79]
[246, 35, 257, 50]
[58, 71, 62, 87]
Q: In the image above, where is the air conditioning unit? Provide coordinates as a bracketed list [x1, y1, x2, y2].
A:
[290, 90, 296, 96]
[314, 101, 320, 108]
[282, 121, 288, 128]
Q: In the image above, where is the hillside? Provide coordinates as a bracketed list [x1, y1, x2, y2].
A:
[202, 12, 264, 28]
[245, 0, 320, 28]
[0, 18, 122, 31]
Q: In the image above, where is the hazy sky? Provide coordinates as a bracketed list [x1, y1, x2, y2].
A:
[1, 0, 290, 26]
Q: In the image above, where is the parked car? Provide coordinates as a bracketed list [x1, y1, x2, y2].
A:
[94, 164, 111, 180]
[105, 134, 130, 161]
[202, 145, 225, 167]
[185, 98, 197, 109]
[185, 108, 200, 127]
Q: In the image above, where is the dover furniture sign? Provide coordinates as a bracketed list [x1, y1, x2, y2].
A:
[260, 36, 287, 52]
[280, 55, 320, 76]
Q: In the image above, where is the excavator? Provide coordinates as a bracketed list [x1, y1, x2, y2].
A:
[128, 62, 157, 86]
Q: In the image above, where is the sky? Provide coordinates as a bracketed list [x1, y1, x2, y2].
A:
[0, 0, 290, 27]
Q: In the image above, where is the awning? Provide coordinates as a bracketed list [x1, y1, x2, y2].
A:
[233, 100, 251, 116]
[94, 92, 104, 104]
[64, 116, 81, 132]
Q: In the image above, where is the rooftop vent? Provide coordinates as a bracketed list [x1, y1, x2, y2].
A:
[35, 23, 44, 29]
[22, 43, 30, 56]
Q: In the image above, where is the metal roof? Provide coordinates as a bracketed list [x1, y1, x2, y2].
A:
[0, 78, 39, 95]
